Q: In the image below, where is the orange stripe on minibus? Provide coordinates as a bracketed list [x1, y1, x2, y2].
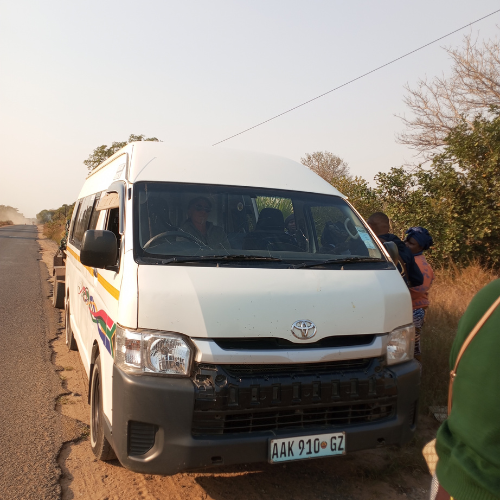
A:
[67, 246, 120, 300]
[97, 273, 120, 300]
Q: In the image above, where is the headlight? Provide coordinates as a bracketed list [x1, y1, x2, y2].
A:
[115, 326, 193, 376]
[386, 324, 415, 366]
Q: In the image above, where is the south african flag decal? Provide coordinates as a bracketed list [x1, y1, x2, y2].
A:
[79, 286, 116, 357]
[88, 299, 116, 357]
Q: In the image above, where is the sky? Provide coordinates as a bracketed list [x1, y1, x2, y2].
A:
[1, 1, 499, 218]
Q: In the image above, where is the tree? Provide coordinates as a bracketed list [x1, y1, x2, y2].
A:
[427, 112, 500, 266]
[374, 167, 425, 237]
[37, 202, 76, 243]
[397, 32, 500, 159]
[84, 134, 161, 172]
[334, 175, 381, 219]
[301, 151, 350, 183]
[376, 111, 500, 267]
[0, 205, 26, 224]
[300, 152, 379, 219]
[36, 209, 55, 223]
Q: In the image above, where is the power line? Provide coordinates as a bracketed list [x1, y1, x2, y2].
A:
[212, 8, 500, 147]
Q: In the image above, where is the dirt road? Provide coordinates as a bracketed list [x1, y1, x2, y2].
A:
[0, 225, 63, 499]
[38, 231, 436, 500]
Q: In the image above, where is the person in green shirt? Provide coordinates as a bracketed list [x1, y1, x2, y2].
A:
[434, 279, 500, 500]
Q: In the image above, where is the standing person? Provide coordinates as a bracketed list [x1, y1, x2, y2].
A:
[432, 279, 500, 500]
[367, 212, 423, 287]
[405, 226, 434, 361]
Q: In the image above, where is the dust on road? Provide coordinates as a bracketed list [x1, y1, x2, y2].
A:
[38, 230, 436, 500]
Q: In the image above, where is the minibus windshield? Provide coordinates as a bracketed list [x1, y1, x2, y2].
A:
[133, 182, 384, 266]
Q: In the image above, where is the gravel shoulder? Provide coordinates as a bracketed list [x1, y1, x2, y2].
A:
[38, 230, 437, 500]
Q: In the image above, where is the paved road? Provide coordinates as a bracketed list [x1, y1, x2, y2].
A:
[0, 225, 62, 499]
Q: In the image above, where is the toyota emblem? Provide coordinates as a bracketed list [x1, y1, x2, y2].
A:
[291, 320, 317, 340]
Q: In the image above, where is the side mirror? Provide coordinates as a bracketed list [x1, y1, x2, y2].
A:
[383, 241, 399, 264]
[81, 230, 118, 269]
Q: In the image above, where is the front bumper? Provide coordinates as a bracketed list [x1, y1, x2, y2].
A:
[110, 359, 420, 475]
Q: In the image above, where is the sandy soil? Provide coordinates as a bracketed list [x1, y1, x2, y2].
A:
[38, 230, 436, 500]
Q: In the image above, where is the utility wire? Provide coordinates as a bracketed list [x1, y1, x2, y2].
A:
[212, 8, 500, 146]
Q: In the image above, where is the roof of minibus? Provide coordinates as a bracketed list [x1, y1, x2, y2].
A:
[87, 142, 345, 198]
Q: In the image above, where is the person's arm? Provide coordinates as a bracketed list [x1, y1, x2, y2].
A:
[399, 247, 423, 287]
[381, 235, 422, 287]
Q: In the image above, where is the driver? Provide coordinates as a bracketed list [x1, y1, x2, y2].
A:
[179, 197, 230, 250]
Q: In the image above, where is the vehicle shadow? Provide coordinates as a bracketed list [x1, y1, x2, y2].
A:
[194, 456, 359, 500]
[193, 433, 434, 500]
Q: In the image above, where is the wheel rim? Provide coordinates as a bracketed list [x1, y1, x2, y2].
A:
[91, 369, 100, 445]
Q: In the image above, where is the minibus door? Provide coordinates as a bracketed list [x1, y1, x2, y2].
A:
[92, 202, 123, 422]
[72, 194, 96, 367]
[85, 206, 108, 359]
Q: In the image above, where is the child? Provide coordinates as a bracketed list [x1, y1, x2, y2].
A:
[405, 226, 434, 361]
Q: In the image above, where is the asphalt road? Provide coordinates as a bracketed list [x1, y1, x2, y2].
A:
[0, 225, 62, 499]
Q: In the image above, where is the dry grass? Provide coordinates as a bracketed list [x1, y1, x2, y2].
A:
[43, 220, 65, 243]
[420, 262, 498, 409]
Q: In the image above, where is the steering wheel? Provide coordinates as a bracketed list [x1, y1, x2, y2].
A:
[344, 218, 360, 240]
[143, 231, 207, 249]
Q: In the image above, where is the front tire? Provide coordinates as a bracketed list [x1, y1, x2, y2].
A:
[90, 355, 116, 461]
[65, 301, 78, 351]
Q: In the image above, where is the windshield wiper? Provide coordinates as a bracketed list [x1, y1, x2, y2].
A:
[293, 257, 384, 269]
[160, 255, 283, 265]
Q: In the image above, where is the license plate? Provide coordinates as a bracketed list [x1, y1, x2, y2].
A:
[269, 432, 346, 463]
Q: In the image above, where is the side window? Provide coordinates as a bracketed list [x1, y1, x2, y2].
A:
[69, 200, 81, 245]
[71, 195, 95, 248]
[105, 208, 120, 241]
[105, 207, 121, 265]
[88, 193, 102, 230]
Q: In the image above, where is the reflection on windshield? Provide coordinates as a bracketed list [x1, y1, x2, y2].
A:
[133, 182, 383, 263]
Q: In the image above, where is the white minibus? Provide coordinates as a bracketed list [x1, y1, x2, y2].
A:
[65, 142, 419, 474]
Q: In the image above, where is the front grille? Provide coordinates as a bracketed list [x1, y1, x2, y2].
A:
[128, 421, 157, 456]
[221, 359, 369, 376]
[192, 357, 397, 437]
[192, 398, 395, 435]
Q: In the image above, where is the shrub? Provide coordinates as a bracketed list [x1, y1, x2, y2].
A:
[420, 261, 497, 409]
